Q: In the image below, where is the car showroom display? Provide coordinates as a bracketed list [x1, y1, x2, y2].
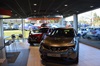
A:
[28, 28, 49, 46]
[39, 28, 79, 63]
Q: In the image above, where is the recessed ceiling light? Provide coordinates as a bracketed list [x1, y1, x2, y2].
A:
[68, 14, 70, 15]
[34, 10, 36, 12]
[90, 6, 94, 8]
[15, 14, 17, 16]
[64, 4, 68, 6]
[33, 4, 37, 6]
[56, 10, 59, 12]
[33, 16, 36, 17]
[76, 11, 79, 13]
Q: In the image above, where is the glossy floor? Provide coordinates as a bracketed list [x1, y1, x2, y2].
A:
[6, 40, 100, 66]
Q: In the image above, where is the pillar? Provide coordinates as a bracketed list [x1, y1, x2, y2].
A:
[21, 18, 24, 41]
[73, 14, 78, 32]
[0, 19, 6, 59]
[60, 17, 66, 27]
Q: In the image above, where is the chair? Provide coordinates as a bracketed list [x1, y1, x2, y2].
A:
[18, 34, 23, 39]
[11, 34, 16, 42]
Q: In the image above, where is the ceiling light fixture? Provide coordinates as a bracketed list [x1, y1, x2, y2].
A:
[0, 8, 12, 18]
[76, 11, 79, 13]
[33, 4, 37, 6]
[64, 4, 68, 6]
[90, 6, 94, 8]
[15, 14, 17, 16]
[34, 10, 36, 12]
[56, 10, 59, 12]
[68, 14, 70, 15]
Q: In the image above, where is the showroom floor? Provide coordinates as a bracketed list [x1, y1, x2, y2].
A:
[5, 39, 100, 66]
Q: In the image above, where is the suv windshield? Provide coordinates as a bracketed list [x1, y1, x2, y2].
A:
[49, 28, 75, 37]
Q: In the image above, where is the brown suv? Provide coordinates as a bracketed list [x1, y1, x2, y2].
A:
[39, 28, 79, 64]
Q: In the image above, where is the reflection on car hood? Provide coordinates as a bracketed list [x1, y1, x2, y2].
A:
[43, 36, 74, 47]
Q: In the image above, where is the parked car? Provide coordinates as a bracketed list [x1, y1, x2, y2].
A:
[78, 28, 88, 35]
[47, 24, 60, 28]
[19, 23, 33, 31]
[39, 28, 79, 63]
[84, 28, 100, 40]
[29, 25, 38, 31]
[11, 24, 19, 30]
[28, 27, 49, 46]
[3, 24, 10, 30]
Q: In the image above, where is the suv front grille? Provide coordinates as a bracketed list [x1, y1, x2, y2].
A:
[43, 45, 69, 51]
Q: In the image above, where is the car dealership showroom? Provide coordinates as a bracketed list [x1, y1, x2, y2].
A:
[0, 0, 100, 66]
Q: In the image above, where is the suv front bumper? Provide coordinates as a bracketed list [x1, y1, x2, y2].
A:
[39, 47, 77, 59]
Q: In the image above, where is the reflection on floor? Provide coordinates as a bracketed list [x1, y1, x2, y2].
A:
[5, 39, 100, 66]
[5, 40, 29, 52]
[79, 38, 100, 49]
[5, 39, 30, 66]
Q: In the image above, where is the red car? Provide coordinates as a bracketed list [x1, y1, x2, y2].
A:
[28, 28, 49, 46]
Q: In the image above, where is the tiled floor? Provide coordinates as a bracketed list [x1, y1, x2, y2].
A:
[6, 40, 100, 66]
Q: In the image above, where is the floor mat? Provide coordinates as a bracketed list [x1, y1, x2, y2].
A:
[6, 52, 20, 63]
[8, 49, 30, 66]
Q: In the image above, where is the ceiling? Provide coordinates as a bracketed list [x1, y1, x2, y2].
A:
[0, 0, 100, 19]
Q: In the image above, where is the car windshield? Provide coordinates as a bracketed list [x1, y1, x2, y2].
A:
[49, 28, 75, 37]
[39, 28, 49, 33]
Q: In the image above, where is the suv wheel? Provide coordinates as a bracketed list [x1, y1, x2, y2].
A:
[74, 56, 79, 64]
[41, 55, 47, 60]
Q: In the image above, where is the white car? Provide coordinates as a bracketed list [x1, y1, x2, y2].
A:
[11, 24, 19, 29]
[85, 28, 100, 40]
[19, 24, 33, 31]
[3, 24, 10, 30]
[78, 28, 88, 35]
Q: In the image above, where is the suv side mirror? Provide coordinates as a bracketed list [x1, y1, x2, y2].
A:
[46, 33, 50, 36]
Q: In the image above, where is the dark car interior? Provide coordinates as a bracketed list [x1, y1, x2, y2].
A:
[49, 28, 75, 37]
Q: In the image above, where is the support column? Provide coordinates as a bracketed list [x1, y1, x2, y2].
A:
[73, 14, 78, 32]
[21, 18, 24, 41]
[60, 17, 66, 27]
[0, 19, 6, 59]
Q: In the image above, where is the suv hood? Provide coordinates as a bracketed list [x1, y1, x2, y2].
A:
[43, 36, 74, 47]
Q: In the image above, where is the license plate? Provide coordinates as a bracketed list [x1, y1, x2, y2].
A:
[47, 53, 60, 57]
